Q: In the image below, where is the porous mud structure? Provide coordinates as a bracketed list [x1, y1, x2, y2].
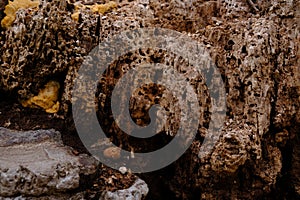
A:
[0, 0, 299, 199]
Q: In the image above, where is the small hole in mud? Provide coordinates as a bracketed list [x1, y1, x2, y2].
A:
[228, 40, 235, 46]
[241, 46, 247, 54]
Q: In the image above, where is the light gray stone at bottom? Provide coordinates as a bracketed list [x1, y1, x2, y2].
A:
[0, 127, 98, 197]
[0, 178, 149, 200]
[0, 192, 85, 200]
[0, 127, 149, 200]
[100, 178, 149, 200]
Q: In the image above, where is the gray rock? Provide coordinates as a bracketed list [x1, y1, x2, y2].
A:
[0, 127, 98, 197]
[0, 178, 149, 200]
[100, 178, 149, 200]
[0, 192, 85, 200]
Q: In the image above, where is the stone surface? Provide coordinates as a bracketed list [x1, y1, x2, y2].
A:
[0, 177, 148, 200]
[0, 193, 86, 200]
[0, 127, 98, 197]
[100, 178, 149, 200]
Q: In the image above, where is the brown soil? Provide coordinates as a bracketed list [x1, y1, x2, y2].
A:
[0, 90, 298, 200]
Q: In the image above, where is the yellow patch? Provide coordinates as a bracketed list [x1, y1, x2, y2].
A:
[88, 1, 117, 14]
[71, 12, 80, 22]
[21, 81, 60, 113]
[1, 0, 39, 28]
[71, 1, 117, 21]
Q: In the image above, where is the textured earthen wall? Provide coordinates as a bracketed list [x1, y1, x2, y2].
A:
[0, 0, 299, 199]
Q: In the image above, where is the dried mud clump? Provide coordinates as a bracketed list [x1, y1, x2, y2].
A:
[85, 47, 210, 153]
[72, 1, 298, 197]
[0, 0, 101, 112]
[210, 125, 259, 173]
[165, 0, 299, 199]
